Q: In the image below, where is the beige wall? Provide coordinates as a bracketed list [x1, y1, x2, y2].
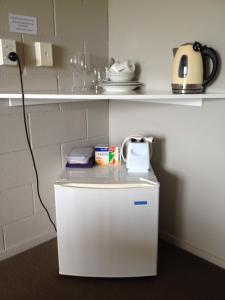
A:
[108, 0, 225, 268]
[0, 0, 108, 260]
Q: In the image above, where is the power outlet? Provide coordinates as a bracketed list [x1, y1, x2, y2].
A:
[34, 42, 53, 67]
[0, 38, 17, 66]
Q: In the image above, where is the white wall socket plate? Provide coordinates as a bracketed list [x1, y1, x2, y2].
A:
[34, 42, 53, 67]
[0, 38, 17, 66]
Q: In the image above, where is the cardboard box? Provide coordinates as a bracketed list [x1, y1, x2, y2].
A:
[95, 145, 121, 166]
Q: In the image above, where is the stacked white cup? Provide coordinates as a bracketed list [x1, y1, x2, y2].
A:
[108, 60, 135, 82]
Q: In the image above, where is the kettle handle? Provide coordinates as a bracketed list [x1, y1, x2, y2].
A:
[201, 47, 219, 87]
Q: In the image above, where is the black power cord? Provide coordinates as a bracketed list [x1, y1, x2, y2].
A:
[8, 52, 57, 232]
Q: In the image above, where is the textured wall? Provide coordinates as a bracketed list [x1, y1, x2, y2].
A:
[108, 0, 225, 268]
[0, 0, 108, 260]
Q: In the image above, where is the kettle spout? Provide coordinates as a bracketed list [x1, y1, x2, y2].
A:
[173, 48, 178, 56]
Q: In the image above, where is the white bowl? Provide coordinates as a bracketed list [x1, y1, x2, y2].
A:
[108, 72, 134, 82]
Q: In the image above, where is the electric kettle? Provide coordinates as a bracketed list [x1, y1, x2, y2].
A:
[171, 41, 219, 94]
[121, 135, 153, 172]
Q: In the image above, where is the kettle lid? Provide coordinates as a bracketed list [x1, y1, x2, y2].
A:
[181, 42, 193, 46]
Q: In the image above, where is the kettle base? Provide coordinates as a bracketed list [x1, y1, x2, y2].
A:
[172, 84, 204, 94]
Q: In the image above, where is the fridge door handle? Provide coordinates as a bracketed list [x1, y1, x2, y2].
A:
[54, 183, 153, 189]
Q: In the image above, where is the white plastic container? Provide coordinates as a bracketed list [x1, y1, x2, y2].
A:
[67, 147, 93, 164]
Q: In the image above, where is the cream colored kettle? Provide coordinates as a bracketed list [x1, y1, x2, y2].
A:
[172, 42, 218, 94]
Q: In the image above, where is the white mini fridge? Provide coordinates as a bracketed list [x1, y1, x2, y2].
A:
[54, 165, 159, 278]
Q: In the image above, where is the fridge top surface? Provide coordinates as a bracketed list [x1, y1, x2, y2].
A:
[55, 164, 159, 187]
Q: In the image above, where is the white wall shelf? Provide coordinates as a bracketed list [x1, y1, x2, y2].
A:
[0, 90, 225, 107]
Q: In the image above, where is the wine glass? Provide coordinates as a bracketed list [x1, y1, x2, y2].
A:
[80, 52, 91, 91]
[69, 54, 83, 92]
[69, 52, 92, 92]
[91, 67, 107, 90]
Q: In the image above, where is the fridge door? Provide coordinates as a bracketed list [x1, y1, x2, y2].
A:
[55, 184, 159, 277]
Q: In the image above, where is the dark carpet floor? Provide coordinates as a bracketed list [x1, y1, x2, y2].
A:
[0, 238, 224, 300]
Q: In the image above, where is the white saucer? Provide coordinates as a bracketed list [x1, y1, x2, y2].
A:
[99, 81, 142, 92]
[101, 80, 142, 86]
